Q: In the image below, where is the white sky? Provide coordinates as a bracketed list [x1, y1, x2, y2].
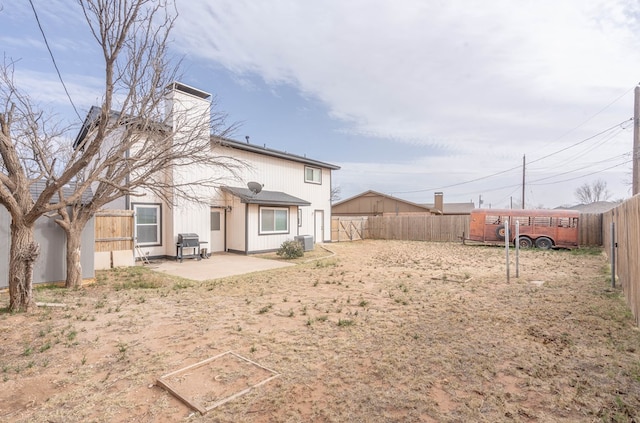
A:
[1, 0, 639, 207]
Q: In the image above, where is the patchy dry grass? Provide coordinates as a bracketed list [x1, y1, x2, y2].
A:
[0, 240, 639, 422]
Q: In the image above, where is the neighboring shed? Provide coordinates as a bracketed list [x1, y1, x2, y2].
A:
[0, 183, 95, 288]
[332, 190, 432, 216]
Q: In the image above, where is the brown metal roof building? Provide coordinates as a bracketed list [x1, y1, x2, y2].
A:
[332, 190, 475, 216]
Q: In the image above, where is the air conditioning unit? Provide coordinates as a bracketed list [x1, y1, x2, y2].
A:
[294, 235, 314, 251]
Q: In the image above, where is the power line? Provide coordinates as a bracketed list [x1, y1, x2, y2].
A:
[529, 123, 628, 172]
[527, 118, 632, 166]
[494, 185, 522, 207]
[528, 153, 630, 184]
[392, 163, 522, 195]
[530, 159, 632, 185]
[533, 84, 637, 153]
[28, 0, 82, 122]
[393, 118, 630, 196]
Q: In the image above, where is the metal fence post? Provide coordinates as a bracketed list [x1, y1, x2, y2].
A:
[515, 220, 520, 278]
[611, 221, 616, 288]
[505, 218, 510, 283]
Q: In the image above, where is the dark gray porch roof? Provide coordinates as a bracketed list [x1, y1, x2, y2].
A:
[221, 186, 310, 206]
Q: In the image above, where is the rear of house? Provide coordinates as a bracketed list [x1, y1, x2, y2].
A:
[115, 83, 340, 259]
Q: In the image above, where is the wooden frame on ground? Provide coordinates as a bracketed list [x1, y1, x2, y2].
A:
[156, 350, 280, 415]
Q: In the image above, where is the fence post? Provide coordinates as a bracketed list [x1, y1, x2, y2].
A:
[515, 220, 520, 278]
[505, 218, 510, 283]
[611, 221, 616, 288]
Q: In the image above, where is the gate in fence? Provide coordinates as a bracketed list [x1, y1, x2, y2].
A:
[331, 217, 368, 242]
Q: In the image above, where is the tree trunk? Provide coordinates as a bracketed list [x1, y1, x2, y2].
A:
[8, 223, 39, 312]
[65, 226, 83, 288]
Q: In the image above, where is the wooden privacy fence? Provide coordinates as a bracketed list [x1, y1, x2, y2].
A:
[603, 196, 640, 325]
[368, 215, 470, 242]
[333, 213, 603, 245]
[579, 213, 603, 246]
[331, 217, 368, 242]
[94, 210, 134, 252]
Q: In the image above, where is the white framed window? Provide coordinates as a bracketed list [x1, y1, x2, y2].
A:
[304, 166, 322, 184]
[260, 207, 289, 234]
[133, 203, 162, 246]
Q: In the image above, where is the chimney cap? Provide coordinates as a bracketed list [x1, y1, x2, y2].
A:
[167, 81, 211, 99]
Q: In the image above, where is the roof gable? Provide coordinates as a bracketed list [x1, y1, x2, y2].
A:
[332, 190, 432, 215]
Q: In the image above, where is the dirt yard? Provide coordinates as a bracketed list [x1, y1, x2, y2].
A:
[1, 240, 639, 422]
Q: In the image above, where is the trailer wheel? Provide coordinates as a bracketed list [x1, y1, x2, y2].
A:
[496, 225, 506, 239]
[535, 237, 553, 249]
[518, 237, 533, 248]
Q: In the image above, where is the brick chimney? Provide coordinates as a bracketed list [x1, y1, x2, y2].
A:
[434, 192, 444, 214]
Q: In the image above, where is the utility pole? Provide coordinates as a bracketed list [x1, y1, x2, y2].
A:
[633, 86, 640, 195]
[522, 155, 526, 209]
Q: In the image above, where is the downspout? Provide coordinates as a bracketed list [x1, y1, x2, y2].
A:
[125, 148, 130, 210]
[224, 207, 228, 252]
[244, 203, 249, 254]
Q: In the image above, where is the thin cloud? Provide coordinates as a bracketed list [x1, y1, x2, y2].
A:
[174, 0, 640, 149]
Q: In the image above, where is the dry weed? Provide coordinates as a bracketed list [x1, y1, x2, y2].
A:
[0, 240, 638, 422]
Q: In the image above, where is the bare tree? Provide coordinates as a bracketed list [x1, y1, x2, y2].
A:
[0, 0, 243, 309]
[0, 60, 102, 312]
[54, 1, 243, 288]
[330, 185, 341, 203]
[575, 179, 611, 204]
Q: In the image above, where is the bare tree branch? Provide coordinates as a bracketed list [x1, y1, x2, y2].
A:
[575, 179, 612, 204]
[0, 0, 243, 307]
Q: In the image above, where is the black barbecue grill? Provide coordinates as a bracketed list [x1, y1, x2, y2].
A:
[176, 233, 200, 262]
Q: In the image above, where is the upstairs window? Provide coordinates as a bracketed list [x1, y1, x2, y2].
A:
[305, 166, 322, 184]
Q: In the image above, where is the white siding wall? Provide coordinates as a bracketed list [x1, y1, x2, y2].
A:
[244, 204, 298, 253]
[163, 85, 214, 257]
[212, 147, 333, 247]
[110, 84, 335, 257]
[172, 200, 210, 245]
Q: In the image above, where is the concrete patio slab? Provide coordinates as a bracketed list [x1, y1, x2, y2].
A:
[147, 253, 295, 281]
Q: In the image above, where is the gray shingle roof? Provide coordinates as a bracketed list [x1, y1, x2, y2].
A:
[421, 202, 476, 215]
[218, 138, 340, 171]
[29, 180, 93, 204]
